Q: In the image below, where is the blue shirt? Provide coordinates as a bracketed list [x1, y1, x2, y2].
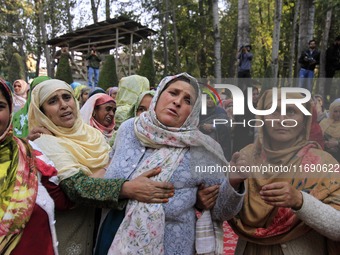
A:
[238, 52, 253, 72]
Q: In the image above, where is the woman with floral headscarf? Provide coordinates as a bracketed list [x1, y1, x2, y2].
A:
[320, 100, 340, 162]
[228, 89, 340, 254]
[12, 79, 29, 112]
[97, 73, 245, 255]
[27, 79, 174, 255]
[0, 78, 73, 255]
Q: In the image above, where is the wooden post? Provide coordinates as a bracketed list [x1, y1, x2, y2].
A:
[129, 33, 133, 75]
[115, 28, 119, 74]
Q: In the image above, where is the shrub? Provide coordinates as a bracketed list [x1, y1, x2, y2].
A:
[137, 48, 156, 88]
[98, 55, 118, 90]
[8, 53, 25, 84]
[55, 53, 73, 84]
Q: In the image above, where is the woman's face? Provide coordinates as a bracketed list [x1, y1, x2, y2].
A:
[263, 104, 305, 150]
[41, 89, 77, 128]
[13, 81, 22, 95]
[0, 90, 10, 136]
[93, 101, 116, 127]
[82, 90, 89, 102]
[207, 96, 215, 108]
[136, 94, 153, 116]
[155, 80, 196, 128]
[110, 88, 118, 99]
[333, 106, 340, 121]
[252, 89, 259, 105]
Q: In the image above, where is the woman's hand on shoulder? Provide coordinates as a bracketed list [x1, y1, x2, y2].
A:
[27, 126, 53, 141]
[260, 182, 303, 210]
[119, 167, 175, 203]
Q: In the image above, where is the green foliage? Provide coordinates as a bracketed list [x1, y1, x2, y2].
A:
[97, 55, 119, 90]
[8, 53, 25, 84]
[137, 48, 156, 88]
[55, 53, 73, 84]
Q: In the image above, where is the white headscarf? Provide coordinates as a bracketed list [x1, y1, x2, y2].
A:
[108, 73, 226, 255]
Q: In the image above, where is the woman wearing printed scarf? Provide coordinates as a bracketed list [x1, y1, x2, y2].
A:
[229, 89, 340, 254]
[320, 100, 340, 162]
[27, 79, 174, 255]
[114, 75, 150, 130]
[12, 76, 52, 138]
[80, 93, 116, 142]
[12, 79, 29, 112]
[97, 73, 245, 255]
[0, 78, 73, 255]
[108, 90, 155, 147]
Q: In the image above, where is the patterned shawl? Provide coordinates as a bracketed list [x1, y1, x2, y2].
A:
[229, 89, 340, 246]
[12, 76, 52, 138]
[114, 75, 150, 129]
[80, 93, 116, 142]
[0, 79, 38, 255]
[28, 79, 110, 181]
[108, 73, 227, 255]
[319, 100, 340, 139]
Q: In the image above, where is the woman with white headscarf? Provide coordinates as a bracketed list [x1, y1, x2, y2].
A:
[97, 73, 245, 255]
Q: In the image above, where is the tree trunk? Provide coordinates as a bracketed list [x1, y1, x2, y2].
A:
[91, 0, 98, 23]
[106, 0, 110, 20]
[288, 0, 300, 86]
[66, 0, 73, 32]
[318, 8, 332, 96]
[258, 2, 268, 72]
[212, 0, 221, 81]
[297, 0, 315, 66]
[171, 0, 180, 73]
[199, 0, 207, 77]
[271, 0, 282, 81]
[238, 0, 250, 47]
[37, 0, 53, 77]
[227, 33, 237, 78]
[158, 0, 168, 76]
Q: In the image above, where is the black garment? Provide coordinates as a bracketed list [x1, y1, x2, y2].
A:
[325, 44, 340, 98]
[298, 49, 320, 71]
[325, 44, 340, 78]
[199, 106, 232, 161]
[232, 88, 255, 154]
[238, 70, 251, 78]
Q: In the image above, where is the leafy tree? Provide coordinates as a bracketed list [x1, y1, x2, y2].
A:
[8, 53, 25, 84]
[98, 55, 118, 90]
[138, 48, 156, 88]
[55, 53, 73, 84]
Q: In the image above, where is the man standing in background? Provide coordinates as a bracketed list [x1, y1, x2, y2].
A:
[298, 40, 320, 92]
[237, 44, 253, 79]
[86, 44, 102, 88]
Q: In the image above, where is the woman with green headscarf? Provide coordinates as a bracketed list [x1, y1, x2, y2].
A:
[12, 76, 51, 138]
[108, 90, 155, 147]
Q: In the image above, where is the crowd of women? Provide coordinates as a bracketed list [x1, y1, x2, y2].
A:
[1, 73, 340, 255]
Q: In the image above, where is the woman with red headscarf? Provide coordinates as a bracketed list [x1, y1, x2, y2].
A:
[80, 93, 116, 142]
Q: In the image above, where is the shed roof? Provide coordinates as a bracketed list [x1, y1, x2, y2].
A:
[47, 15, 156, 53]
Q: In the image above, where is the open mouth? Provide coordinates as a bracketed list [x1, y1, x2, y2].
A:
[167, 108, 178, 115]
[61, 112, 72, 118]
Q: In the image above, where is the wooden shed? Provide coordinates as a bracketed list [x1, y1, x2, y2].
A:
[47, 15, 156, 81]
